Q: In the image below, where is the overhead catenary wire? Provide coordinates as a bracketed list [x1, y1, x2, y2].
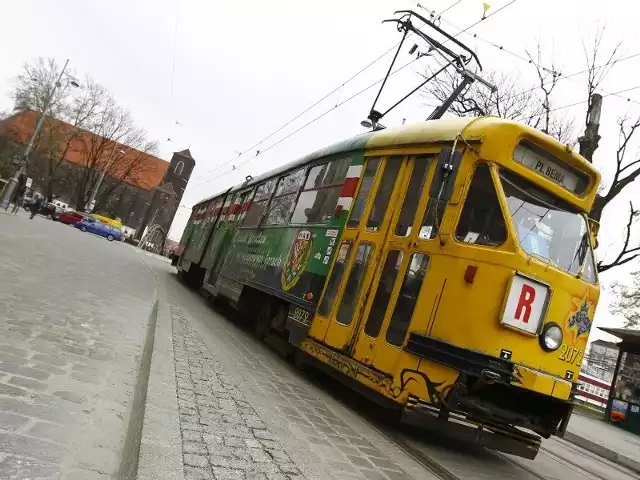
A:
[166, 0, 181, 143]
[190, 0, 477, 183]
[192, 0, 520, 188]
[437, 16, 640, 107]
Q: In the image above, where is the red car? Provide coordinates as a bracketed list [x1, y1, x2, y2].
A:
[58, 211, 89, 226]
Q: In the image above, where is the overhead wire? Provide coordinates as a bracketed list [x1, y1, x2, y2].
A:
[190, 0, 471, 183]
[438, 16, 640, 107]
[191, 0, 520, 188]
[168, 0, 181, 140]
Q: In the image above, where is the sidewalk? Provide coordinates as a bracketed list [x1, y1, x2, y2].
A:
[564, 411, 640, 474]
[0, 213, 158, 479]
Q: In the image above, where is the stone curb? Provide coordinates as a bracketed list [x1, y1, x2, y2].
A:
[563, 431, 640, 475]
[135, 298, 184, 480]
[118, 293, 159, 479]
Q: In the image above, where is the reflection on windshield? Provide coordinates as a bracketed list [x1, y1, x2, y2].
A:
[499, 170, 597, 283]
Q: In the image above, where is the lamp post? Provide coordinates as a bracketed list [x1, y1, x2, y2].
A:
[86, 147, 125, 212]
[1, 59, 78, 209]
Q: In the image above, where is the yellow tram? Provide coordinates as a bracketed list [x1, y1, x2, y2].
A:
[176, 117, 600, 459]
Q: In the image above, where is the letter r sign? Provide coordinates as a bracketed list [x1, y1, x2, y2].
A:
[501, 275, 548, 334]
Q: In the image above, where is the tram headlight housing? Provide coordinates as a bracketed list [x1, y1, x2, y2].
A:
[540, 323, 563, 352]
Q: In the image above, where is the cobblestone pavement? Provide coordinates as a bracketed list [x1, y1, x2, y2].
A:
[0, 214, 157, 479]
[172, 307, 305, 480]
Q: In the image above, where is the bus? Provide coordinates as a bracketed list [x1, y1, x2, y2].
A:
[175, 117, 601, 459]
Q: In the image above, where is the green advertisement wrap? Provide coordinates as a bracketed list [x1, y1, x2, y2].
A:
[218, 221, 345, 307]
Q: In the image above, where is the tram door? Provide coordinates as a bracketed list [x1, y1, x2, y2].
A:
[316, 155, 439, 361]
[349, 154, 442, 374]
[313, 155, 408, 351]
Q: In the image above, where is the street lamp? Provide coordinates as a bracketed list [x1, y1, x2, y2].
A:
[0, 59, 79, 209]
[86, 147, 125, 212]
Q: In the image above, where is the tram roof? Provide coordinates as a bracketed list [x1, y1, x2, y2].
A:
[193, 116, 596, 207]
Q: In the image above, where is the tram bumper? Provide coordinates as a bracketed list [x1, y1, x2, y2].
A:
[401, 398, 541, 459]
[404, 333, 573, 450]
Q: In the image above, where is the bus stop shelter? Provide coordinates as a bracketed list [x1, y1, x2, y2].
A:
[600, 327, 640, 435]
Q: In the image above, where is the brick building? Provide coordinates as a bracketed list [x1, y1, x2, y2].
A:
[0, 110, 194, 241]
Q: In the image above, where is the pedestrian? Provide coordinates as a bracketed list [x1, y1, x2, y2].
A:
[30, 194, 43, 220]
[11, 184, 26, 214]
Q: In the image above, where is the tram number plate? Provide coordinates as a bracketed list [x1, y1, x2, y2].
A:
[558, 345, 583, 365]
[288, 306, 311, 326]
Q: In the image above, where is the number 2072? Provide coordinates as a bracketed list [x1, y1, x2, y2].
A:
[558, 345, 583, 365]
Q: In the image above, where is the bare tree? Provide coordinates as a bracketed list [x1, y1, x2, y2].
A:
[11, 58, 71, 120]
[609, 272, 640, 328]
[71, 99, 159, 211]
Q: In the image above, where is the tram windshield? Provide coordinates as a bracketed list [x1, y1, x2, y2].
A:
[499, 169, 597, 282]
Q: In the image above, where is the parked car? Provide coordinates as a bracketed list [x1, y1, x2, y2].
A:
[25, 201, 57, 219]
[75, 217, 123, 242]
[58, 211, 90, 226]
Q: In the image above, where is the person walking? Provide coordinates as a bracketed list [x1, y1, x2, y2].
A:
[11, 184, 26, 214]
[29, 194, 43, 220]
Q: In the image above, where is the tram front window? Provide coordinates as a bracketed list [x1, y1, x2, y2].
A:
[499, 169, 596, 281]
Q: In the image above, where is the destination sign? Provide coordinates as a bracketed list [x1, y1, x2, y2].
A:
[514, 142, 587, 194]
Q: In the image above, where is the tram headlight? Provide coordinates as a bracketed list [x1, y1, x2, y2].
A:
[540, 323, 563, 352]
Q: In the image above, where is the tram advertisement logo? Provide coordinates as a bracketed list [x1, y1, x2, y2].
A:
[282, 230, 313, 291]
[566, 290, 596, 342]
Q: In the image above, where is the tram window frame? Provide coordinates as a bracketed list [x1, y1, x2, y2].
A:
[385, 252, 431, 347]
[336, 242, 375, 325]
[366, 157, 403, 232]
[395, 156, 432, 237]
[455, 163, 508, 247]
[290, 157, 351, 225]
[318, 241, 353, 318]
[263, 168, 306, 226]
[347, 158, 381, 228]
[243, 179, 278, 227]
[363, 249, 403, 338]
[236, 189, 254, 223]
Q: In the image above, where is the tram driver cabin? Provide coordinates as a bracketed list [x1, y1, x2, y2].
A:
[175, 117, 601, 459]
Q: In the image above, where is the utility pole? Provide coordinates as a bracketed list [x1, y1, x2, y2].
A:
[578, 93, 603, 164]
[85, 146, 124, 212]
[1, 59, 71, 210]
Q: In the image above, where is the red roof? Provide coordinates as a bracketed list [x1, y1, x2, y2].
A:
[0, 110, 168, 190]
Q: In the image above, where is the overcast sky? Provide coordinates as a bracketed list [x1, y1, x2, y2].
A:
[3, 0, 640, 341]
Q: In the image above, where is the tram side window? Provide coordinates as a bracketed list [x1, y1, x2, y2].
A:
[244, 179, 277, 227]
[219, 196, 235, 224]
[264, 169, 305, 225]
[455, 164, 507, 246]
[337, 243, 374, 325]
[318, 241, 352, 317]
[364, 250, 403, 338]
[290, 157, 351, 224]
[367, 157, 402, 232]
[348, 158, 380, 228]
[386, 253, 430, 347]
[236, 190, 253, 223]
[419, 197, 447, 240]
[396, 157, 431, 236]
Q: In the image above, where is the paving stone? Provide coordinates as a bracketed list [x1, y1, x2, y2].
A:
[0, 455, 59, 479]
[0, 412, 30, 432]
[0, 433, 66, 464]
[185, 465, 215, 479]
[8, 375, 48, 391]
[0, 382, 28, 397]
[0, 363, 49, 380]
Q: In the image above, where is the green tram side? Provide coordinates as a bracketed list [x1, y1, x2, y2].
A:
[176, 134, 373, 338]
